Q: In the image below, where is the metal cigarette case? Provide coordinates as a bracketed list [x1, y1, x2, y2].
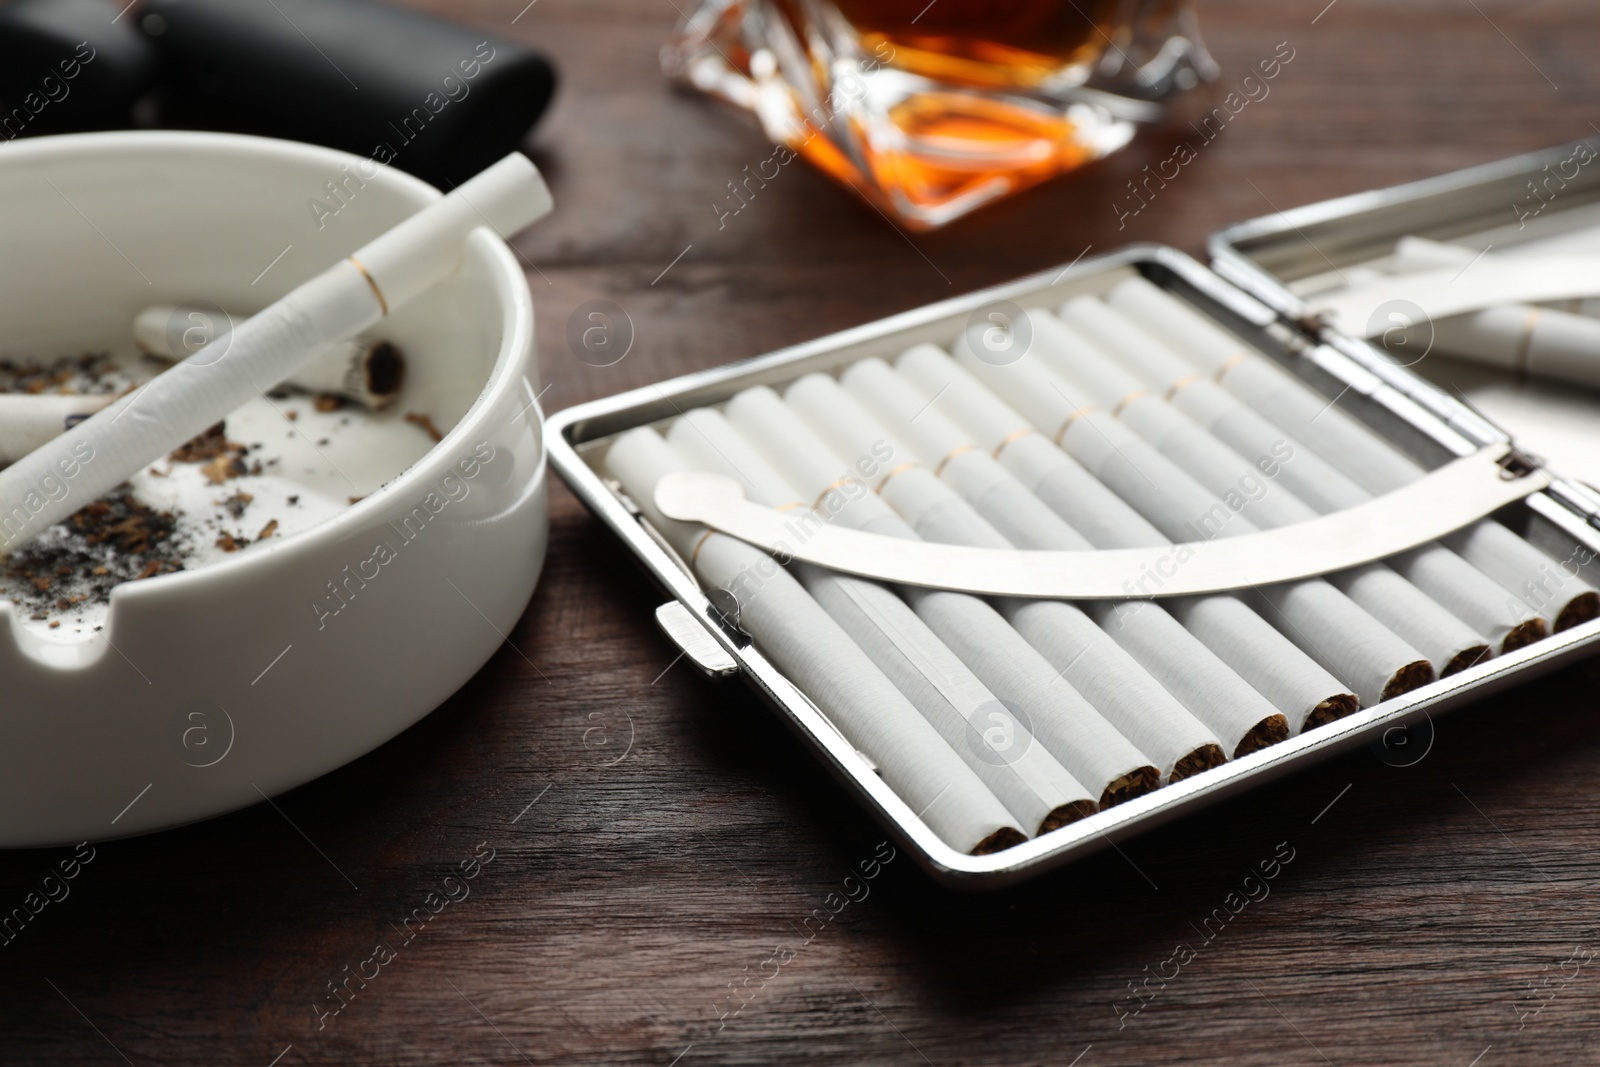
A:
[548, 141, 1600, 888]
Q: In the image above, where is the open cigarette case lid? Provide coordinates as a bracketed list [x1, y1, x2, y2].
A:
[547, 143, 1600, 889]
[1210, 137, 1600, 496]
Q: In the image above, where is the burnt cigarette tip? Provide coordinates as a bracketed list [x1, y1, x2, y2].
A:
[1100, 766, 1161, 809]
[1441, 645, 1494, 677]
[1039, 800, 1100, 834]
[1303, 693, 1360, 731]
[1169, 743, 1228, 783]
[970, 827, 1029, 855]
[366, 340, 406, 398]
[1501, 617, 1549, 653]
[1555, 592, 1600, 633]
[1379, 659, 1436, 702]
[1232, 714, 1290, 758]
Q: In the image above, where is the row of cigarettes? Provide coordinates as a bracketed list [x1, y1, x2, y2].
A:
[605, 277, 1598, 855]
[0, 305, 404, 464]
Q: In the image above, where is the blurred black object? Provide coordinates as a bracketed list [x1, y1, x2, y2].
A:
[0, 0, 557, 188]
[0, 0, 162, 137]
[140, 0, 556, 186]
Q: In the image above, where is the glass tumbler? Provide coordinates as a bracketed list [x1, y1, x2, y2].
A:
[663, 0, 1217, 229]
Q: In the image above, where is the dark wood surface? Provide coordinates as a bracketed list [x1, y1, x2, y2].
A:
[7, 1, 1600, 1064]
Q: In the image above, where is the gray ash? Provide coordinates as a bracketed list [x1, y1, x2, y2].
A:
[1, 487, 185, 622]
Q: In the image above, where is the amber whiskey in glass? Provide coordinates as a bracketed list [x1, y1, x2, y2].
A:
[664, 0, 1216, 228]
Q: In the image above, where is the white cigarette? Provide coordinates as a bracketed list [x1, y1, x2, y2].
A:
[1060, 293, 1546, 653]
[894, 344, 1360, 734]
[1109, 275, 1600, 632]
[605, 426, 1024, 855]
[0, 152, 552, 555]
[0, 394, 116, 465]
[1428, 304, 1600, 390]
[950, 332, 1434, 706]
[133, 305, 406, 409]
[721, 386, 1163, 805]
[840, 357, 1292, 756]
[1028, 307, 1488, 677]
[1377, 238, 1600, 387]
[782, 373, 1233, 781]
[1052, 299, 1503, 674]
[667, 410, 1098, 833]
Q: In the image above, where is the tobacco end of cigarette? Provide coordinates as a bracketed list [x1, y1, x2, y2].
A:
[1441, 645, 1493, 677]
[1555, 591, 1600, 633]
[1100, 766, 1161, 809]
[1169, 744, 1227, 783]
[366, 341, 405, 403]
[970, 827, 1028, 855]
[1501, 617, 1549, 652]
[1304, 693, 1359, 731]
[1380, 659, 1436, 702]
[1232, 714, 1289, 758]
[1039, 800, 1099, 834]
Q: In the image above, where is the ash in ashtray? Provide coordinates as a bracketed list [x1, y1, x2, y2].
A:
[0, 487, 185, 626]
[0, 352, 122, 396]
[0, 344, 436, 636]
[0, 414, 284, 628]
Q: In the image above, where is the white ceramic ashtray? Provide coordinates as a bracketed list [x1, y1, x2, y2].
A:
[0, 132, 548, 847]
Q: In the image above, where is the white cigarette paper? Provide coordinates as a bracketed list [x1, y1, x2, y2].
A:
[1049, 301, 1498, 674]
[666, 410, 1098, 834]
[1381, 238, 1600, 389]
[782, 374, 1234, 779]
[0, 394, 115, 464]
[722, 386, 1163, 804]
[1058, 292, 1546, 653]
[133, 305, 406, 409]
[951, 329, 1434, 706]
[0, 152, 551, 555]
[894, 345, 1359, 734]
[606, 427, 1024, 855]
[1110, 275, 1600, 632]
[840, 357, 1290, 756]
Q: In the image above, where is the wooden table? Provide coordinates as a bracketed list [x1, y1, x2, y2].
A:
[7, 1, 1600, 1063]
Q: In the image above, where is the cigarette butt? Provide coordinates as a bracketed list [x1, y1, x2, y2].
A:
[133, 305, 405, 409]
[0, 394, 115, 464]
